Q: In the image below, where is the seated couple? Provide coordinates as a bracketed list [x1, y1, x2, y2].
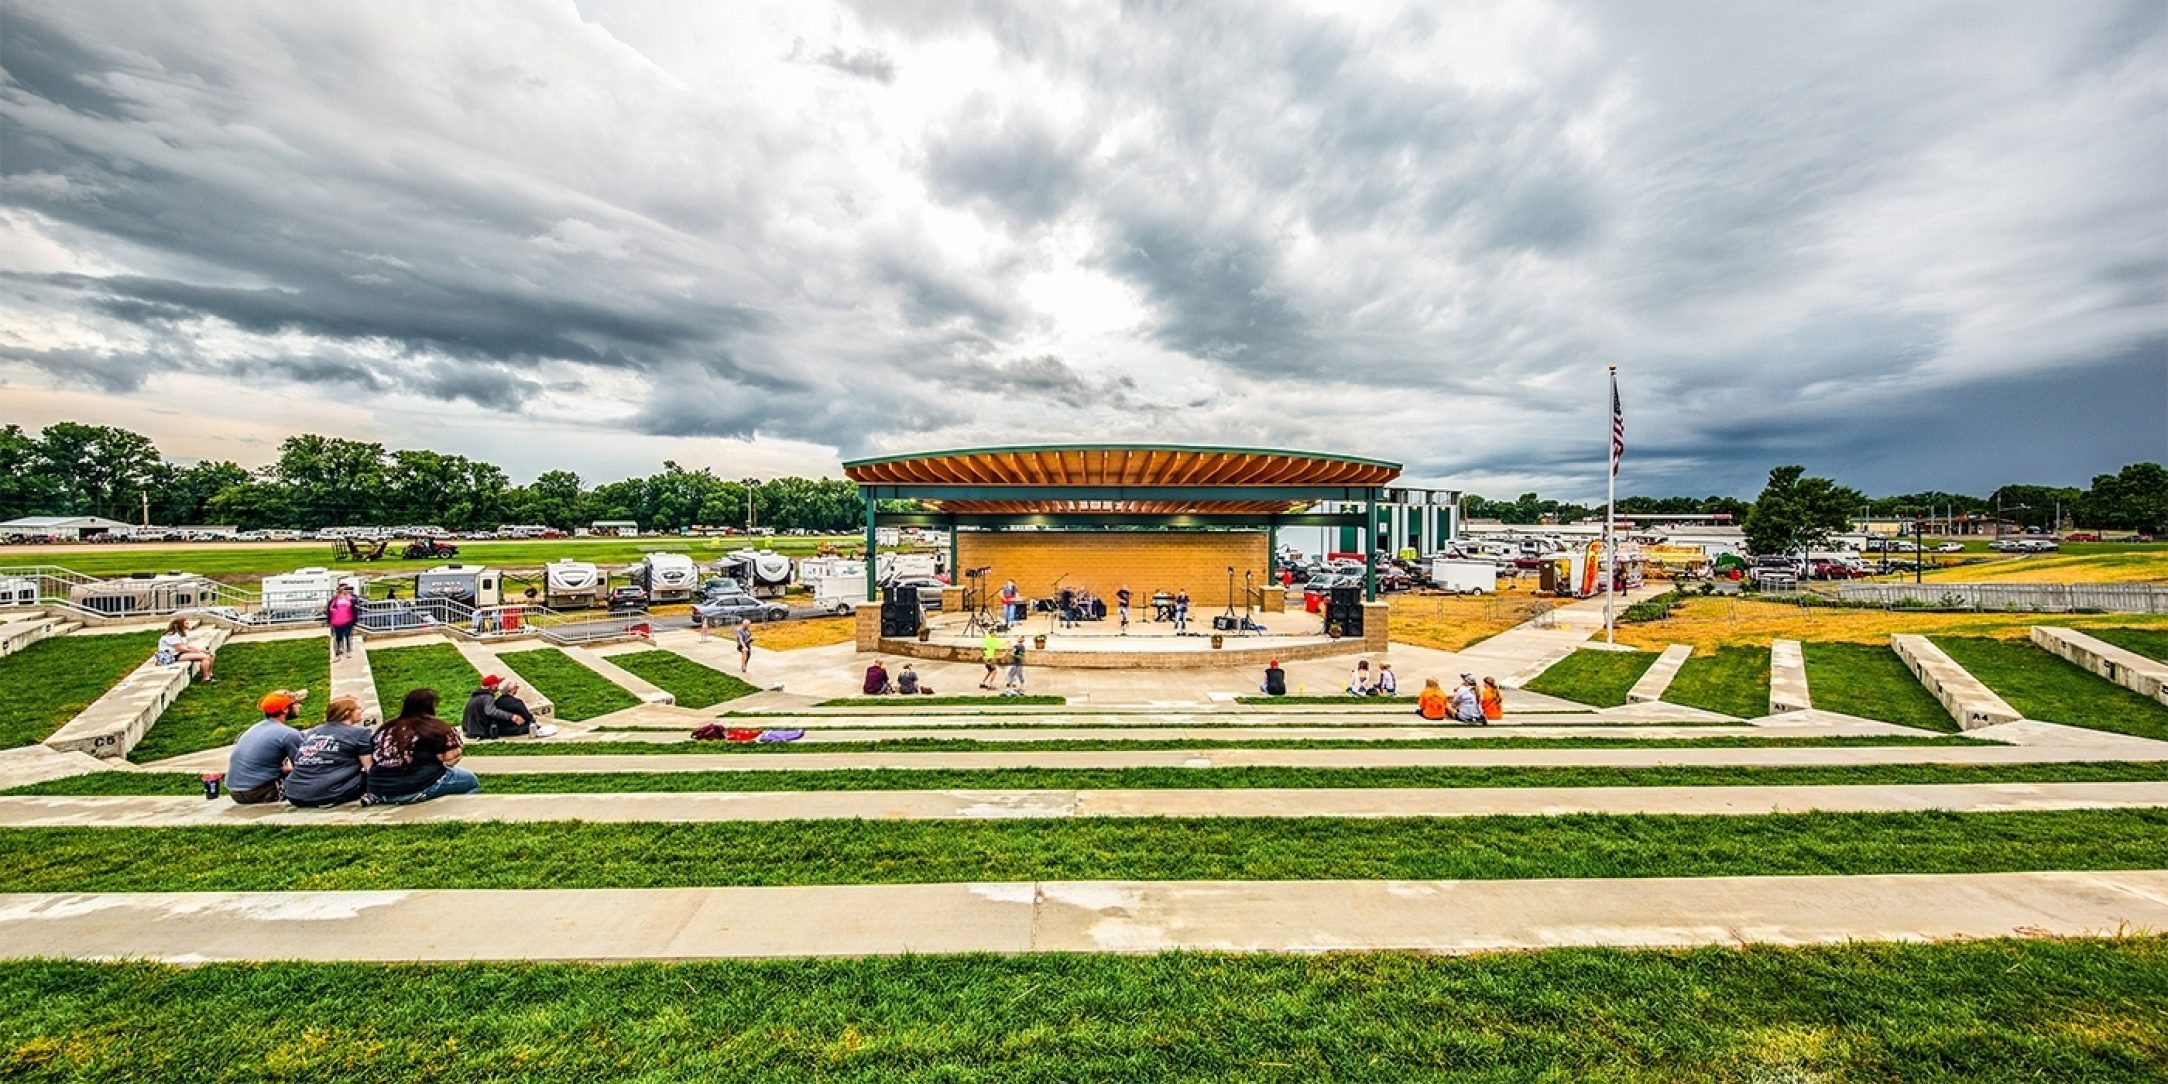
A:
[460, 674, 557, 740]
[1417, 675, 1503, 724]
[863, 660, 936, 695]
[226, 688, 480, 808]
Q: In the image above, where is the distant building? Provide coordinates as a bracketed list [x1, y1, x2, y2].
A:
[589, 520, 640, 537]
[0, 515, 138, 540]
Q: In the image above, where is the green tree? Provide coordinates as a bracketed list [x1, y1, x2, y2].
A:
[1743, 466, 1861, 555]
[151, 461, 252, 526]
[271, 436, 387, 527]
[34, 422, 161, 521]
[1986, 484, 2083, 530]
[2079, 463, 2168, 533]
[0, 424, 55, 519]
[506, 470, 585, 529]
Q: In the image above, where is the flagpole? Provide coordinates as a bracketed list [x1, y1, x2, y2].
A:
[1604, 364, 1618, 645]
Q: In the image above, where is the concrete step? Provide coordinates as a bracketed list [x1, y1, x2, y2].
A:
[1769, 639, 1812, 714]
[42, 627, 231, 759]
[0, 615, 64, 659]
[2031, 626, 2168, 709]
[5, 871, 2162, 962]
[1626, 645, 1691, 703]
[557, 721, 1921, 744]
[1892, 635, 2021, 730]
[329, 635, 381, 724]
[0, 745, 118, 791]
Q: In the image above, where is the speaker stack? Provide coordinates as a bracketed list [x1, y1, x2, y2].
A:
[880, 586, 922, 637]
[1325, 584, 1364, 637]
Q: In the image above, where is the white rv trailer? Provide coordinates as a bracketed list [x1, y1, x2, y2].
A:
[259, 567, 362, 621]
[414, 565, 503, 608]
[1428, 558, 1498, 595]
[633, 553, 700, 603]
[543, 558, 606, 608]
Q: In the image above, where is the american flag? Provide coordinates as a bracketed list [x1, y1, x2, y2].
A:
[1609, 368, 1624, 477]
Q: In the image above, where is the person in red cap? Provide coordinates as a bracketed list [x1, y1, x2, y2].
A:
[460, 674, 529, 740]
[225, 688, 309, 804]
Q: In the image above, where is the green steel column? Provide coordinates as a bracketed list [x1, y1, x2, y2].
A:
[1266, 518, 1278, 582]
[1364, 489, 1378, 601]
[864, 491, 878, 602]
[947, 515, 958, 583]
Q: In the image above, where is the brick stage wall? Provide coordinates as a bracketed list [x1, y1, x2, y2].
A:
[956, 531, 1270, 607]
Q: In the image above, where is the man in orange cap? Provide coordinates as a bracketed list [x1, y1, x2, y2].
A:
[225, 688, 309, 804]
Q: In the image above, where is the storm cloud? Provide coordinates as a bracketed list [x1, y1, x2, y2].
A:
[1, 0, 2161, 494]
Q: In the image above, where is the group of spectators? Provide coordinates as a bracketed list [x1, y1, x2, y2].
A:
[222, 673, 552, 809]
[1251, 657, 1504, 724]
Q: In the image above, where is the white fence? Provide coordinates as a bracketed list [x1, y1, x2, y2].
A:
[1828, 582, 2168, 614]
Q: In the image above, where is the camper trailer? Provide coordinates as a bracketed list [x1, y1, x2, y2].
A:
[720, 549, 793, 597]
[0, 576, 39, 609]
[543, 559, 606, 608]
[414, 565, 503, 608]
[632, 553, 700, 603]
[67, 572, 221, 617]
[258, 567, 361, 622]
[1428, 558, 1498, 595]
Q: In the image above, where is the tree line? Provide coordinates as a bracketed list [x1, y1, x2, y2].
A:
[2, 422, 2161, 538]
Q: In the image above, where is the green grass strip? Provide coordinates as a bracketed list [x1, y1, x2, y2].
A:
[494, 647, 638, 722]
[2085, 626, 2168, 665]
[1666, 646, 1770, 719]
[1235, 695, 1417, 704]
[814, 694, 1066, 706]
[608, 649, 756, 709]
[1937, 636, 2168, 742]
[0, 809, 2161, 892]
[462, 734, 1980, 756]
[1523, 648, 1657, 708]
[13, 760, 2168, 798]
[367, 642, 482, 717]
[1802, 641, 1956, 732]
[6, 938, 2165, 1082]
[0, 631, 158, 749]
[128, 638, 330, 762]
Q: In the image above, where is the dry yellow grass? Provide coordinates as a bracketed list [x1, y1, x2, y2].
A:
[1609, 596, 2168, 652]
[742, 616, 856, 651]
[1388, 590, 1567, 652]
[1914, 552, 2168, 584]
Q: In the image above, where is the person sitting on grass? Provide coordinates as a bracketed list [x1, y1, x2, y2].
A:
[225, 689, 309, 805]
[461, 674, 529, 740]
[1417, 677, 1449, 721]
[283, 695, 373, 808]
[492, 679, 556, 738]
[1345, 659, 1372, 697]
[363, 688, 478, 805]
[863, 659, 893, 695]
[1450, 674, 1487, 725]
[1259, 658, 1287, 697]
[154, 618, 217, 684]
[896, 663, 935, 695]
[1375, 663, 1398, 697]
[1480, 676, 1505, 722]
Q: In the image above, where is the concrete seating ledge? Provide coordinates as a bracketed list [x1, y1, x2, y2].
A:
[453, 640, 556, 719]
[43, 626, 231, 759]
[0, 615, 75, 659]
[559, 644, 675, 705]
[2031, 627, 2168, 710]
[1769, 639, 1812, 714]
[1891, 634, 2020, 730]
[1626, 645, 1691, 703]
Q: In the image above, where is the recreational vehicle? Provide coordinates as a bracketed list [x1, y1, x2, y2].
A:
[258, 567, 362, 622]
[67, 572, 221, 617]
[632, 553, 700, 603]
[1428, 558, 1498, 595]
[414, 565, 503, 608]
[543, 559, 606, 608]
[719, 548, 793, 596]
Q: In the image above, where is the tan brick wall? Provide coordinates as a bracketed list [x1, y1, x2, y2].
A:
[957, 531, 1270, 607]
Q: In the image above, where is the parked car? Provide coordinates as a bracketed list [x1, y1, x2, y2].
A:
[698, 577, 745, 600]
[693, 592, 789, 625]
[605, 585, 650, 613]
[888, 576, 946, 610]
[1934, 542, 1966, 553]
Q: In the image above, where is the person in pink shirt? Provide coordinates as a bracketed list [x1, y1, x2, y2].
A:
[325, 583, 360, 660]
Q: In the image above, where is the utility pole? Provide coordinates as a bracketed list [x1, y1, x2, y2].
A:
[140, 490, 149, 528]
[743, 478, 755, 533]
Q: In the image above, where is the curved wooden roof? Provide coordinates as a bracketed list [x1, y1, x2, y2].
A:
[843, 445, 1400, 487]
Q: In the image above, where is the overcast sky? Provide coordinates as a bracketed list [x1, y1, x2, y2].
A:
[2, 0, 2162, 499]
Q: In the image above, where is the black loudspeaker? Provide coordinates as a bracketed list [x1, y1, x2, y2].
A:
[880, 588, 921, 637]
[1326, 584, 1364, 636]
[1211, 615, 1238, 631]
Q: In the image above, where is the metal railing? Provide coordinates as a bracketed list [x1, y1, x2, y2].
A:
[1827, 582, 2168, 614]
[356, 596, 654, 645]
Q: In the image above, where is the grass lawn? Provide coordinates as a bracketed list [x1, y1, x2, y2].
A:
[1914, 549, 2168, 583]
[1523, 648, 1657, 708]
[464, 734, 1976, 757]
[367, 642, 483, 717]
[1802, 641, 1957, 731]
[2085, 626, 2168, 664]
[494, 647, 638, 722]
[128, 638, 329, 762]
[816, 694, 1067, 707]
[1609, 596, 2168, 652]
[1664, 646, 1770, 718]
[748, 615, 855, 650]
[1, 809, 2161, 891]
[1936, 636, 2168, 741]
[1235, 695, 1416, 705]
[1387, 591, 1566, 651]
[609, 649, 758, 708]
[1, 535, 873, 583]
[0, 631, 157, 748]
[3, 938, 2164, 1082]
[15, 759, 2168, 798]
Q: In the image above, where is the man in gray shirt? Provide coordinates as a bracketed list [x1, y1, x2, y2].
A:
[226, 690, 308, 804]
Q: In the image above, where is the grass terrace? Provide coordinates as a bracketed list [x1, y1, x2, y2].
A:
[495, 647, 638, 721]
[1802, 641, 1957, 731]
[1522, 648, 1657, 708]
[1935, 636, 2168, 742]
[6, 535, 870, 582]
[0, 630, 156, 749]
[367, 642, 485, 714]
[5, 938, 2164, 1082]
[1663, 645, 1770, 719]
[128, 637, 329, 762]
[2, 809, 2162, 892]
[2085, 626, 2168, 664]
[608, 649, 758, 708]
[464, 734, 1980, 757]
[815, 694, 1067, 707]
[1609, 597, 2168, 652]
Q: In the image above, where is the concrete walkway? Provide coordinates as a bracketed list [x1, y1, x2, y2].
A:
[454, 742, 2168, 774]
[3, 870, 2160, 961]
[554, 720, 1928, 745]
[7, 781, 2163, 828]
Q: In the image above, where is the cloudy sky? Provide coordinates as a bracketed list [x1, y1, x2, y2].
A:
[1, 0, 2162, 499]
